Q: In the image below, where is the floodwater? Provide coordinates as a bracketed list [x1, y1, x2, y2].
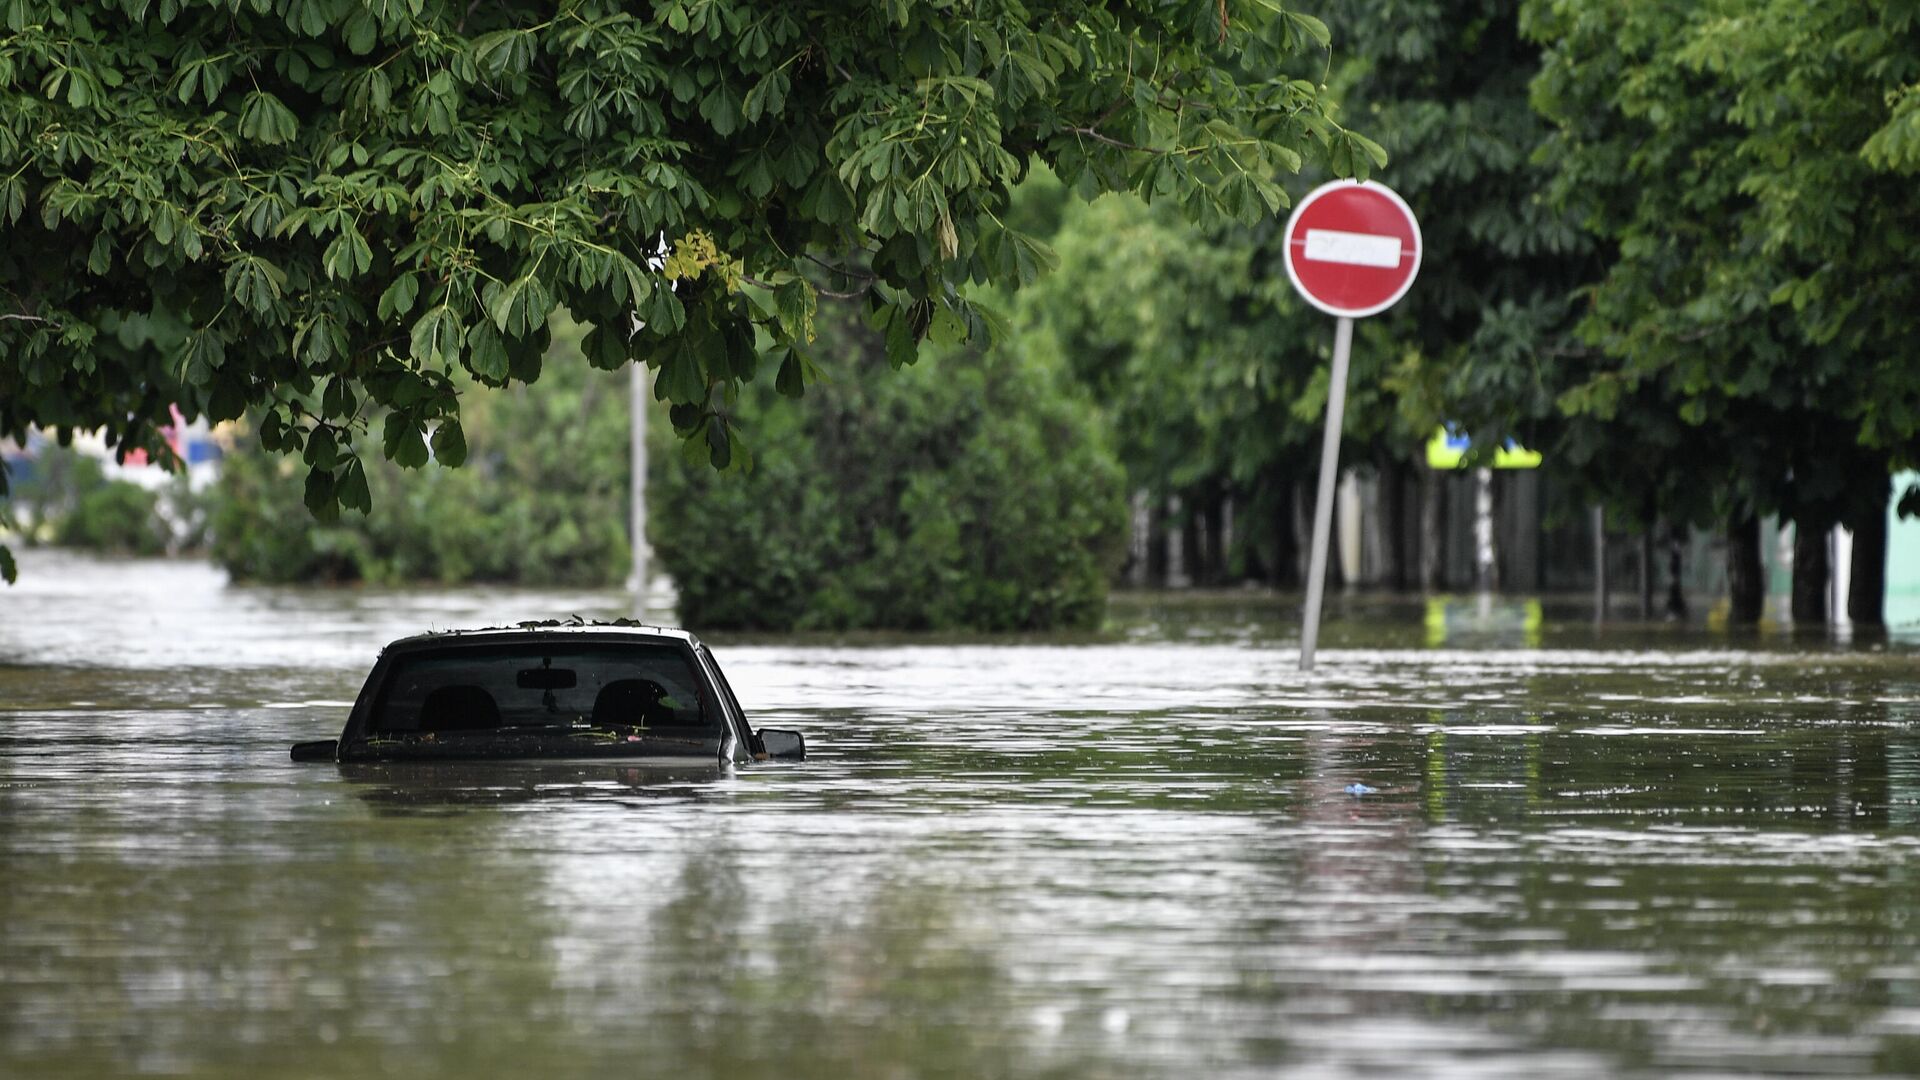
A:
[3, 550, 1920, 1079]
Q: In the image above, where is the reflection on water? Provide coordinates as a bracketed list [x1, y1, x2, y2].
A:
[3, 550, 1920, 1078]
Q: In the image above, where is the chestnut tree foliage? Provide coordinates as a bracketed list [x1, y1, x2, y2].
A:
[0, 0, 1382, 581]
[1527, 0, 1920, 532]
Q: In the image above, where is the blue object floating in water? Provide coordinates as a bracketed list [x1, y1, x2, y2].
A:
[1345, 783, 1377, 796]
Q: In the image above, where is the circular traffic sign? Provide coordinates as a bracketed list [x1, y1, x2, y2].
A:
[1282, 180, 1422, 318]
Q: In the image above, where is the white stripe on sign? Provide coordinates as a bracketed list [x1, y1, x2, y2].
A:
[1302, 229, 1403, 268]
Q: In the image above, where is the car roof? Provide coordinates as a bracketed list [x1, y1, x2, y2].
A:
[380, 622, 701, 655]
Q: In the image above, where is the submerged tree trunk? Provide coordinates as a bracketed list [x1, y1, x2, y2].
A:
[1848, 478, 1889, 626]
[1201, 486, 1226, 587]
[1127, 489, 1151, 587]
[1169, 493, 1191, 587]
[1664, 523, 1688, 620]
[1293, 480, 1320, 587]
[1375, 457, 1407, 591]
[1268, 472, 1299, 589]
[1419, 468, 1447, 592]
[1592, 506, 1609, 621]
[1473, 468, 1498, 591]
[1726, 512, 1764, 624]
[1791, 522, 1830, 624]
[1638, 524, 1655, 619]
[1146, 494, 1169, 587]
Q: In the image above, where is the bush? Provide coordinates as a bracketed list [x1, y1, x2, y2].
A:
[209, 327, 632, 586]
[51, 456, 171, 556]
[652, 314, 1127, 632]
[2, 448, 176, 556]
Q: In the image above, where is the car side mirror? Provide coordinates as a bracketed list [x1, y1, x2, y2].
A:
[756, 729, 805, 761]
[290, 739, 339, 763]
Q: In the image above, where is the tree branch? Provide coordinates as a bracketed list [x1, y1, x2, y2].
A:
[801, 253, 877, 299]
[805, 252, 876, 279]
[742, 273, 871, 301]
[1065, 125, 1160, 153]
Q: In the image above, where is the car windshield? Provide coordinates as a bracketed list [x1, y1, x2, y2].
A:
[367, 642, 713, 736]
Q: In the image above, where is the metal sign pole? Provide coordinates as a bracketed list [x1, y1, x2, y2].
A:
[1299, 315, 1354, 672]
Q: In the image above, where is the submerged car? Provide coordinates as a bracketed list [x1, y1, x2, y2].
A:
[290, 623, 804, 764]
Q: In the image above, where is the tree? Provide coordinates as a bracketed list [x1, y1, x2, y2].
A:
[1526, 0, 1920, 622]
[208, 318, 634, 585]
[1019, 0, 1593, 591]
[1009, 176, 1362, 589]
[651, 304, 1126, 632]
[0, 0, 1382, 583]
[1314, 0, 1598, 592]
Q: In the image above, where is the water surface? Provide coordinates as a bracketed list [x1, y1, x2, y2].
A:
[4, 550, 1919, 1078]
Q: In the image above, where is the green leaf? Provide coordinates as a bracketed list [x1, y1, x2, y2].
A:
[322, 377, 357, 419]
[774, 347, 806, 397]
[699, 81, 742, 136]
[259, 410, 288, 452]
[224, 254, 286, 313]
[378, 273, 420, 320]
[303, 425, 338, 469]
[646, 288, 686, 334]
[177, 329, 224, 386]
[583, 323, 630, 370]
[431, 417, 467, 467]
[1287, 12, 1330, 48]
[302, 464, 339, 521]
[207, 377, 248, 423]
[320, 225, 371, 281]
[742, 68, 787, 123]
[489, 274, 552, 338]
[381, 411, 430, 468]
[409, 304, 463, 364]
[774, 277, 815, 341]
[343, 7, 379, 54]
[465, 320, 510, 381]
[880, 307, 917, 368]
[337, 458, 371, 514]
[238, 91, 299, 145]
[659, 343, 708, 404]
[928, 302, 966, 346]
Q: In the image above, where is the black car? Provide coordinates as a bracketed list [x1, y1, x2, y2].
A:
[290, 624, 804, 764]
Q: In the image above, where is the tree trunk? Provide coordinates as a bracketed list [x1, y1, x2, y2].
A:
[1726, 512, 1763, 624]
[1638, 524, 1655, 619]
[1791, 522, 1830, 624]
[1146, 495, 1169, 587]
[1664, 523, 1688, 620]
[1268, 472, 1298, 589]
[1473, 468, 1498, 591]
[1173, 494, 1195, 588]
[1292, 480, 1313, 587]
[1379, 457, 1408, 591]
[1201, 486, 1226, 587]
[1848, 478, 1889, 625]
[1127, 489, 1151, 587]
[1592, 505, 1609, 621]
[1419, 467, 1447, 592]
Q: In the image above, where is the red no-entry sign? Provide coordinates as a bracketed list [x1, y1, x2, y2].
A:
[1283, 180, 1422, 318]
[1285, 179, 1423, 674]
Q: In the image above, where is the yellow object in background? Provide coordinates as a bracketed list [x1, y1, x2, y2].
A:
[1426, 426, 1542, 469]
